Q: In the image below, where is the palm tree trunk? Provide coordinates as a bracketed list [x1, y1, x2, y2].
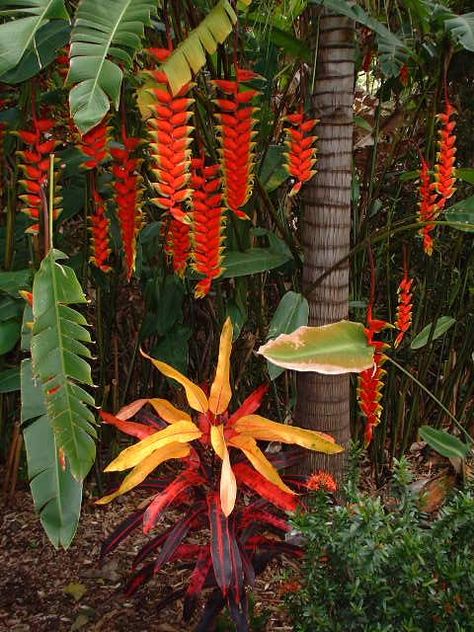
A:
[295, 10, 355, 481]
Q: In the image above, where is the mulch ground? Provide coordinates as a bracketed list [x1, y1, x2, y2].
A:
[0, 485, 296, 632]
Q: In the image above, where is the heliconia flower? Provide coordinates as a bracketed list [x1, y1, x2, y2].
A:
[434, 100, 457, 209]
[399, 64, 409, 87]
[362, 50, 373, 72]
[394, 269, 414, 348]
[90, 190, 112, 272]
[417, 156, 438, 256]
[283, 108, 318, 196]
[110, 134, 143, 280]
[80, 119, 109, 169]
[213, 69, 260, 219]
[17, 115, 59, 234]
[146, 48, 194, 223]
[56, 45, 69, 79]
[306, 470, 337, 493]
[164, 216, 191, 277]
[190, 158, 225, 298]
[357, 306, 388, 446]
[97, 318, 342, 519]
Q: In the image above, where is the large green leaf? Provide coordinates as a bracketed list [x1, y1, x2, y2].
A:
[444, 195, 474, 233]
[67, 0, 157, 133]
[0, 269, 32, 295]
[30, 249, 96, 480]
[0, 319, 21, 354]
[419, 426, 470, 460]
[0, 0, 68, 75]
[266, 291, 309, 380]
[0, 367, 20, 393]
[22, 358, 82, 549]
[221, 247, 292, 278]
[444, 12, 474, 51]
[159, 0, 244, 95]
[258, 320, 374, 374]
[0, 20, 70, 83]
[410, 316, 456, 350]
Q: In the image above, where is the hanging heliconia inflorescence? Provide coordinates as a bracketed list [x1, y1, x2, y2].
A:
[110, 132, 143, 280]
[17, 112, 60, 234]
[357, 307, 388, 446]
[283, 108, 319, 196]
[89, 189, 112, 272]
[394, 265, 414, 348]
[80, 119, 110, 170]
[191, 157, 226, 298]
[164, 216, 191, 277]
[417, 99, 457, 256]
[213, 69, 260, 219]
[146, 48, 194, 223]
[0, 98, 7, 197]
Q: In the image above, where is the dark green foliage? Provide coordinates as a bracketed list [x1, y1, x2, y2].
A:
[288, 459, 474, 632]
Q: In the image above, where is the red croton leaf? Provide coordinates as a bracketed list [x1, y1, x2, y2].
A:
[183, 546, 213, 622]
[228, 383, 269, 425]
[100, 509, 145, 560]
[100, 410, 156, 440]
[153, 506, 205, 573]
[233, 462, 299, 512]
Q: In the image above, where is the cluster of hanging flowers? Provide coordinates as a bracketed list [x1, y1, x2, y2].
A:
[394, 267, 414, 348]
[213, 69, 260, 219]
[283, 108, 319, 196]
[191, 157, 226, 297]
[89, 189, 112, 272]
[417, 99, 457, 255]
[147, 48, 194, 223]
[80, 119, 110, 170]
[164, 214, 191, 277]
[357, 307, 388, 446]
[0, 98, 7, 198]
[110, 131, 143, 280]
[17, 112, 59, 234]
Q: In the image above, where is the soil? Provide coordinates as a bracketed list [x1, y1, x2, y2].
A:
[0, 485, 296, 632]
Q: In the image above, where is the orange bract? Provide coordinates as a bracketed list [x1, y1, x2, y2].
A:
[394, 271, 414, 348]
[283, 108, 318, 196]
[80, 120, 109, 169]
[164, 215, 191, 277]
[90, 190, 111, 272]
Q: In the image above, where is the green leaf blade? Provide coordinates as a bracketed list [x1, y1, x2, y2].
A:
[419, 426, 470, 460]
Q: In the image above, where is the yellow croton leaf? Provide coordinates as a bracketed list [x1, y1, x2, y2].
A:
[228, 434, 296, 495]
[234, 415, 344, 454]
[96, 442, 190, 505]
[211, 423, 237, 516]
[141, 350, 209, 413]
[105, 420, 202, 472]
[149, 398, 192, 424]
[116, 398, 149, 420]
[208, 317, 233, 415]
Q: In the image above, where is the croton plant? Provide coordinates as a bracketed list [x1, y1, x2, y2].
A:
[97, 318, 345, 630]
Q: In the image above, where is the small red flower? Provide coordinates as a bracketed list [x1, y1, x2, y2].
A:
[213, 69, 260, 219]
[394, 267, 414, 348]
[306, 470, 337, 493]
[190, 158, 226, 297]
[284, 108, 318, 196]
[90, 190, 112, 272]
[110, 133, 143, 280]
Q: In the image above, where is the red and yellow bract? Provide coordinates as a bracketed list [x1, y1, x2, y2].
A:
[283, 109, 318, 196]
[17, 114, 59, 234]
[147, 48, 194, 223]
[164, 215, 191, 277]
[90, 190, 111, 272]
[80, 119, 109, 169]
[357, 307, 388, 445]
[191, 157, 226, 297]
[110, 133, 143, 280]
[98, 318, 342, 517]
[394, 269, 414, 348]
[213, 69, 260, 219]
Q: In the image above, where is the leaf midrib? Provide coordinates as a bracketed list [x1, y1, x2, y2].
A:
[15, 0, 60, 69]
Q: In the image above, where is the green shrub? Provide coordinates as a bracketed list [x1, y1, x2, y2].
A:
[287, 458, 474, 632]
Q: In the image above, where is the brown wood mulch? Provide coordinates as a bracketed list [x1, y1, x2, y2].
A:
[0, 486, 296, 632]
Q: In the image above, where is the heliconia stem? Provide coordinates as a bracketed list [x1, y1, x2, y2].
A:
[394, 263, 414, 348]
[213, 69, 260, 219]
[146, 48, 194, 224]
[190, 158, 225, 297]
[79, 119, 110, 169]
[17, 112, 60, 234]
[90, 189, 112, 273]
[283, 108, 319, 196]
[110, 133, 143, 280]
[417, 99, 457, 256]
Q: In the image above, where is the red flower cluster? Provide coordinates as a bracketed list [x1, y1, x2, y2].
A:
[358, 307, 388, 445]
[191, 158, 225, 297]
[306, 470, 337, 493]
[147, 48, 193, 223]
[284, 109, 318, 196]
[90, 190, 111, 272]
[399, 64, 409, 87]
[17, 115, 59, 234]
[417, 100, 457, 256]
[394, 270, 414, 348]
[214, 69, 259, 219]
[164, 216, 191, 277]
[111, 133, 143, 280]
[80, 120, 109, 169]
